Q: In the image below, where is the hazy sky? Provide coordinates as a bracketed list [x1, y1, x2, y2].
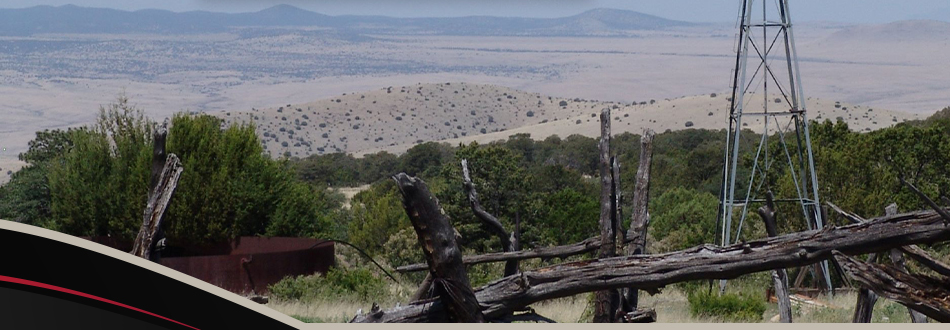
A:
[2, 0, 949, 23]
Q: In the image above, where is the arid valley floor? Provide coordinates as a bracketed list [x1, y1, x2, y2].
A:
[2, 15, 949, 181]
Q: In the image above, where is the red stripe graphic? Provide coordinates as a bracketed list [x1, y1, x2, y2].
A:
[0, 275, 199, 330]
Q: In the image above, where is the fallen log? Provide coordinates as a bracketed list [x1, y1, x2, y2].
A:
[392, 173, 484, 323]
[353, 209, 950, 322]
[834, 251, 950, 323]
[396, 236, 601, 273]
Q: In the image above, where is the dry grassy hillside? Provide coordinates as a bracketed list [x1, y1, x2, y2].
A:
[219, 82, 627, 158]
[218, 82, 922, 159]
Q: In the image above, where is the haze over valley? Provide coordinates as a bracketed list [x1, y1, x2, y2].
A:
[1, 4, 948, 180]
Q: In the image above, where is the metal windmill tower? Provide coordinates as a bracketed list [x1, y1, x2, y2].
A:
[718, 0, 832, 292]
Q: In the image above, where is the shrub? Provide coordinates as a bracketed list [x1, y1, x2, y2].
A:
[269, 267, 386, 302]
[687, 291, 765, 322]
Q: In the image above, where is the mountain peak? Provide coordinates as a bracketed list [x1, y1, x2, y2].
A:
[258, 4, 309, 14]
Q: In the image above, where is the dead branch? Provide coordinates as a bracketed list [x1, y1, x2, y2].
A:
[353, 209, 950, 322]
[461, 159, 517, 276]
[392, 173, 484, 323]
[834, 251, 950, 323]
[901, 177, 950, 223]
[899, 245, 950, 278]
[410, 273, 434, 302]
[829, 201, 950, 277]
[396, 236, 601, 273]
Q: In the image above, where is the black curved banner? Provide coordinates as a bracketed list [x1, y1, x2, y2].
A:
[0, 220, 304, 329]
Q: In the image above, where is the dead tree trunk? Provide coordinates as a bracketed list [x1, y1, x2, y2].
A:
[131, 153, 183, 261]
[461, 159, 518, 276]
[834, 251, 950, 323]
[353, 209, 950, 322]
[390, 173, 484, 323]
[758, 192, 791, 323]
[132, 122, 180, 261]
[593, 108, 618, 323]
[396, 236, 602, 273]
[621, 128, 654, 313]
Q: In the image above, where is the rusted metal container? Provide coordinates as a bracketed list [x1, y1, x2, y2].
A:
[83, 236, 334, 295]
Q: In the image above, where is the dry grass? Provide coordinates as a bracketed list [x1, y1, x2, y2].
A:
[268, 279, 923, 323]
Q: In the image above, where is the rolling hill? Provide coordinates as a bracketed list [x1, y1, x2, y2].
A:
[216, 83, 923, 159]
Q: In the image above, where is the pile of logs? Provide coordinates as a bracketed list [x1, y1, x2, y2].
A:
[353, 109, 950, 323]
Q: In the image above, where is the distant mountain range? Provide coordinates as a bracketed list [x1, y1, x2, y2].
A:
[0, 4, 691, 37]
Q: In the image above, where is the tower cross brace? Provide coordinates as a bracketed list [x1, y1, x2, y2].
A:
[717, 0, 833, 293]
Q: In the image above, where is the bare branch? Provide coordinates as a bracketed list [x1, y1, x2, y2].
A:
[461, 159, 517, 276]
[834, 251, 950, 323]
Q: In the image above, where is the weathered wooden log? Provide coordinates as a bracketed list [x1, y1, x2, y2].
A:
[131, 153, 183, 261]
[620, 308, 657, 323]
[593, 108, 618, 323]
[353, 209, 950, 322]
[392, 173, 484, 323]
[396, 236, 601, 273]
[829, 201, 950, 277]
[461, 159, 518, 276]
[834, 251, 950, 323]
[758, 192, 791, 323]
[621, 128, 654, 313]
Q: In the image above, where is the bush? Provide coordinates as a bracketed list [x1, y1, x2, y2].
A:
[269, 267, 386, 302]
[687, 291, 765, 322]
